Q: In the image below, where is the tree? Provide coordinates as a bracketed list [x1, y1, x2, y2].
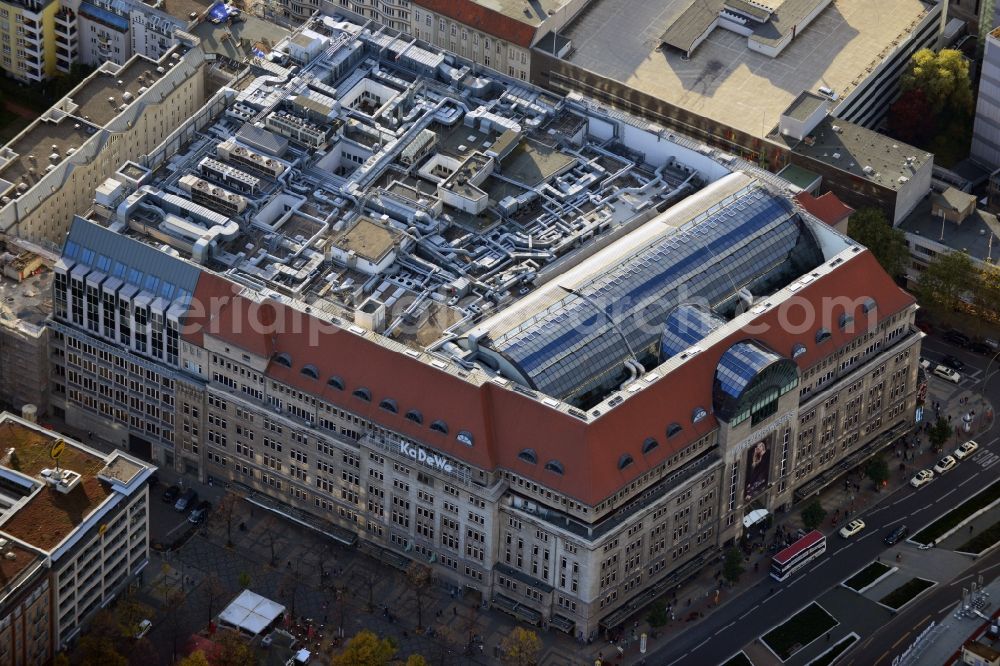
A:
[406, 562, 432, 630]
[866, 455, 890, 488]
[330, 630, 398, 666]
[801, 499, 827, 530]
[847, 208, 909, 279]
[238, 571, 252, 589]
[888, 88, 936, 145]
[406, 656, 429, 666]
[127, 638, 161, 666]
[177, 652, 211, 666]
[215, 490, 240, 548]
[203, 573, 227, 626]
[722, 546, 745, 584]
[647, 599, 669, 627]
[53, 653, 71, 666]
[78, 635, 127, 666]
[214, 630, 255, 666]
[263, 516, 279, 566]
[901, 48, 974, 116]
[278, 562, 301, 621]
[116, 598, 147, 639]
[929, 417, 953, 451]
[916, 251, 977, 315]
[974, 263, 1000, 321]
[499, 627, 542, 666]
[163, 590, 188, 663]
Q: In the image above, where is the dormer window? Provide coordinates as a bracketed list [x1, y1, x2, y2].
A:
[457, 431, 474, 447]
[618, 454, 634, 470]
[353, 388, 371, 402]
[642, 438, 659, 454]
[518, 449, 538, 464]
[791, 343, 807, 359]
[692, 407, 707, 423]
[862, 297, 876, 314]
[405, 410, 423, 424]
[666, 423, 682, 438]
[838, 313, 854, 330]
[327, 376, 344, 390]
[301, 364, 319, 379]
[273, 352, 292, 367]
[815, 328, 832, 344]
[379, 399, 397, 413]
[544, 460, 564, 475]
[430, 420, 448, 434]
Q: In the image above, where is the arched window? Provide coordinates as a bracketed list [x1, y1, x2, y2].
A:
[301, 364, 319, 379]
[353, 388, 371, 402]
[815, 328, 831, 344]
[457, 431, 474, 447]
[404, 410, 423, 424]
[692, 407, 707, 423]
[430, 420, 448, 434]
[618, 454, 634, 471]
[791, 343, 807, 359]
[273, 352, 292, 367]
[544, 460, 564, 475]
[518, 449, 538, 464]
[642, 438, 659, 454]
[327, 376, 344, 390]
[862, 297, 876, 314]
[379, 399, 397, 413]
[838, 313, 854, 330]
[666, 423, 682, 438]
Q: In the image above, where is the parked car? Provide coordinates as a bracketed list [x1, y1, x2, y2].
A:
[933, 365, 961, 384]
[884, 525, 909, 546]
[969, 341, 993, 355]
[161, 485, 180, 503]
[944, 331, 971, 347]
[941, 355, 966, 371]
[174, 488, 198, 512]
[985, 337, 1000, 351]
[133, 619, 152, 639]
[910, 469, 934, 488]
[933, 455, 958, 474]
[839, 519, 866, 539]
[954, 440, 980, 460]
[188, 500, 212, 524]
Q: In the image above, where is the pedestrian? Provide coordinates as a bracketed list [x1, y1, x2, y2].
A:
[453, 607, 457, 617]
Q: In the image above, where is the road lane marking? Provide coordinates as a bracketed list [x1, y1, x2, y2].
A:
[950, 574, 973, 587]
[983, 562, 1000, 573]
[692, 638, 711, 651]
[892, 498, 908, 506]
[858, 532, 875, 541]
[884, 516, 906, 527]
[909, 510, 923, 517]
[958, 475, 978, 487]
[739, 606, 759, 619]
[891, 632, 912, 649]
[938, 603, 954, 614]
[876, 650, 890, 665]
[787, 577, 801, 587]
[937, 488, 957, 502]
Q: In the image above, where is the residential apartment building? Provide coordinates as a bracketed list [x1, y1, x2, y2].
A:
[0, 240, 52, 414]
[48, 17, 921, 637]
[0, 0, 209, 81]
[0, 413, 153, 651]
[0, 39, 213, 247]
[330, 0, 411, 32]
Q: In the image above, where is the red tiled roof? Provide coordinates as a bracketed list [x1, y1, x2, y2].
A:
[413, 0, 537, 48]
[183, 249, 914, 506]
[794, 191, 854, 227]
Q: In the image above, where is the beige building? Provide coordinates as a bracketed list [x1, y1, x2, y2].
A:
[0, 37, 210, 247]
[0, 238, 52, 414]
[0, 414, 153, 651]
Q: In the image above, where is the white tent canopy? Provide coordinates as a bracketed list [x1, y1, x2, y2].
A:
[743, 509, 769, 528]
[218, 589, 285, 636]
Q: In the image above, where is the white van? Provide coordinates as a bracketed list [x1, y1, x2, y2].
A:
[818, 86, 839, 100]
[933, 365, 961, 384]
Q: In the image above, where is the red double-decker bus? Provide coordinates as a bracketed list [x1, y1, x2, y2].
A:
[770, 530, 826, 581]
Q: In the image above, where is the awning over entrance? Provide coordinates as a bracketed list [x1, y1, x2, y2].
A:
[743, 508, 769, 528]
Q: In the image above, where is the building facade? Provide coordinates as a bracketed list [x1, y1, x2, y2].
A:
[47, 16, 922, 638]
[973, 28, 1000, 170]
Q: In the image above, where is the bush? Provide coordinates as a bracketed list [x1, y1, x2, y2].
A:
[762, 603, 837, 659]
[647, 600, 668, 628]
[913, 480, 1000, 544]
[843, 561, 891, 591]
[801, 500, 827, 530]
[879, 578, 934, 610]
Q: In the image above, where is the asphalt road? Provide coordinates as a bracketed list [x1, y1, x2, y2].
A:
[845, 546, 1000, 665]
[649, 334, 1000, 666]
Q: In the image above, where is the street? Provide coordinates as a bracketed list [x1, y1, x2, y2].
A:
[646, 332, 1000, 666]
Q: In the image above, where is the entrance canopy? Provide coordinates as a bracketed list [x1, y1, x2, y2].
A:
[218, 589, 285, 636]
[743, 508, 769, 528]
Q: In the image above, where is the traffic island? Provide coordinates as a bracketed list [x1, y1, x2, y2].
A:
[911, 479, 1000, 545]
[843, 562, 893, 592]
[807, 633, 858, 666]
[956, 519, 1000, 555]
[721, 651, 754, 666]
[761, 602, 838, 661]
[878, 578, 935, 611]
